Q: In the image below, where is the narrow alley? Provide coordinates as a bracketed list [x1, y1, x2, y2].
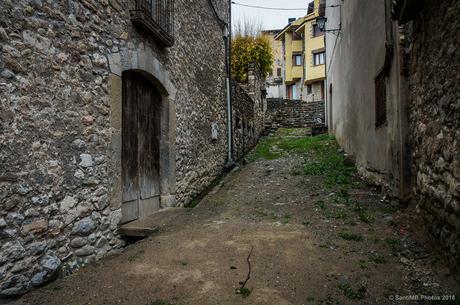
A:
[18, 129, 460, 305]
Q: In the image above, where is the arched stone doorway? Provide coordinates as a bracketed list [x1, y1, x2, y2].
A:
[107, 47, 177, 224]
[121, 70, 161, 223]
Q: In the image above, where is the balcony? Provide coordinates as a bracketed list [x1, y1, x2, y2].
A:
[130, 0, 175, 47]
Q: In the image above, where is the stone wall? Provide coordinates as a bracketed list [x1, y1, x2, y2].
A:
[0, 0, 232, 297]
[408, 0, 460, 270]
[232, 63, 266, 160]
[265, 99, 325, 132]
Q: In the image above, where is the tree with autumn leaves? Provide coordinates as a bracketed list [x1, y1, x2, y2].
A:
[231, 33, 273, 83]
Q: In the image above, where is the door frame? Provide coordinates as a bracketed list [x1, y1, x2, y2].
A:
[107, 48, 177, 223]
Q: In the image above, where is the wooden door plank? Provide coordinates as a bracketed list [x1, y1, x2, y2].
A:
[122, 71, 140, 223]
[138, 73, 161, 200]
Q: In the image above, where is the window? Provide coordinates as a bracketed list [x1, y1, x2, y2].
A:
[375, 71, 387, 127]
[307, 84, 312, 94]
[293, 54, 302, 66]
[292, 31, 302, 41]
[312, 24, 324, 37]
[130, 0, 175, 47]
[307, 1, 315, 14]
[313, 52, 325, 66]
[277, 68, 282, 77]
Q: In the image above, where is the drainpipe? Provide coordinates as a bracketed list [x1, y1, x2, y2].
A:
[207, 0, 234, 167]
[224, 1, 234, 167]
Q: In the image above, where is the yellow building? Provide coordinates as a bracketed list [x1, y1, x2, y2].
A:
[262, 29, 286, 98]
[274, 0, 326, 101]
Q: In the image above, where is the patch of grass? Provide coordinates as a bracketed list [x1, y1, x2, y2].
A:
[384, 237, 400, 249]
[338, 284, 366, 300]
[248, 137, 282, 161]
[334, 209, 348, 219]
[359, 259, 368, 269]
[357, 210, 374, 224]
[315, 200, 326, 210]
[236, 287, 252, 298]
[339, 232, 363, 242]
[248, 132, 335, 161]
[128, 255, 140, 262]
[302, 220, 310, 227]
[151, 300, 176, 305]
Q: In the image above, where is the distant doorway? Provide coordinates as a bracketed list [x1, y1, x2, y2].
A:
[121, 70, 161, 223]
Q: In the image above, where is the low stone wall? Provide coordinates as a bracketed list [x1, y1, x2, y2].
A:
[408, 0, 460, 270]
[232, 64, 266, 160]
[266, 99, 325, 131]
[232, 82, 262, 160]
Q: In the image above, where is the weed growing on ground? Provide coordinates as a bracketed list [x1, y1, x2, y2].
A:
[378, 205, 399, 214]
[357, 210, 374, 224]
[235, 287, 252, 298]
[338, 284, 366, 300]
[339, 232, 363, 242]
[185, 199, 199, 208]
[368, 253, 388, 264]
[128, 253, 142, 262]
[315, 200, 326, 210]
[384, 237, 400, 252]
[302, 220, 310, 227]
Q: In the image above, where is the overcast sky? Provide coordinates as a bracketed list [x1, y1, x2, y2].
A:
[232, 0, 313, 31]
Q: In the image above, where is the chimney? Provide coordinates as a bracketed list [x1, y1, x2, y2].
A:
[288, 18, 296, 24]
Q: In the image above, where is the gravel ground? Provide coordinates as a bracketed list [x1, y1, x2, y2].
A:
[13, 129, 460, 305]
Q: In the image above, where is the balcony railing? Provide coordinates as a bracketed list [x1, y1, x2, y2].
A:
[130, 0, 175, 47]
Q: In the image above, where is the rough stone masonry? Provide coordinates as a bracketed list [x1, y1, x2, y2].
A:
[0, 0, 265, 297]
[407, 0, 460, 270]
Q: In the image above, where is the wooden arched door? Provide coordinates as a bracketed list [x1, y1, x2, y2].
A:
[121, 70, 161, 223]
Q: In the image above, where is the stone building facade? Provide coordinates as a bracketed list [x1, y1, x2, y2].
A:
[0, 0, 264, 297]
[325, 0, 459, 269]
[407, 0, 460, 270]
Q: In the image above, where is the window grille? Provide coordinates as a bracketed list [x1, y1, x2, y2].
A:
[131, 0, 174, 47]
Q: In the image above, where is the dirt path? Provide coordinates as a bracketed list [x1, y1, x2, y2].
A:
[18, 129, 459, 305]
